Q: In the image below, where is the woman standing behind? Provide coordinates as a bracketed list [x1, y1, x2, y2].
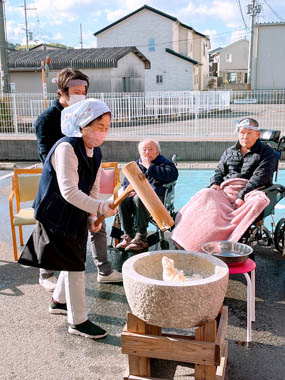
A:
[19, 99, 116, 339]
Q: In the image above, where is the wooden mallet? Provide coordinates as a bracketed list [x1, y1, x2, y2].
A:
[122, 161, 174, 231]
[95, 161, 174, 230]
[94, 183, 133, 226]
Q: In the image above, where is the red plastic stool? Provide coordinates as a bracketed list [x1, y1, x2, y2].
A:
[228, 258, 256, 343]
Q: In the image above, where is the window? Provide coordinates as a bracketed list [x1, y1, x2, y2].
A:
[149, 38, 155, 52]
[156, 75, 163, 84]
[226, 72, 237, 83]
[225, 53, 232, 63]
[123, 77, 130, 92]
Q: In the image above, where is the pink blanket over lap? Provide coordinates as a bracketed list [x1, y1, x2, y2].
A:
[171, 178, 270, 252]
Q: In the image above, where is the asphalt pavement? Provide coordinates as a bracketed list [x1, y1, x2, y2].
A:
[0, 166, 284, 380]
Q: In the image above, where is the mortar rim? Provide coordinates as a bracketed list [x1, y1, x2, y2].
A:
[122, 250, 229, 287]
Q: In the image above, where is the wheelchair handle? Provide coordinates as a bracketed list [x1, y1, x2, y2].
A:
[94, 184, 134, 226]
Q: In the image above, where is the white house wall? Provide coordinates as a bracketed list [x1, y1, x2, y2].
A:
[172, 22, 180, 53]
[47, 68, 113, 93]
[193, 35, 202, 63]
[161, 52, 194, 90]
[9, 71, 42, 93]
[186, 30, 194, 58]
[111, 52, 145, 92]
[252, 24, 285, 89]
[219, 39, 249, 72]
[96, 9, 195, 91]
[193, 35, 209, 89]
[83, 68, 112, 92]
[178, 27, 187, 56]
[96, 9, 173, 50]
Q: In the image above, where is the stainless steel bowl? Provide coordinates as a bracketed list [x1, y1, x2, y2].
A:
[201, 241, 253, 266]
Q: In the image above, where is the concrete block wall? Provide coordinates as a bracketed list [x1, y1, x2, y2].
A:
[0, 138, 234, 162]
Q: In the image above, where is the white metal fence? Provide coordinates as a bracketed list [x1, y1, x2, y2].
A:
[1, 90, 285, 139]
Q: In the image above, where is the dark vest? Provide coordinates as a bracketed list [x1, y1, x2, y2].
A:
[33, 137, 102, 238]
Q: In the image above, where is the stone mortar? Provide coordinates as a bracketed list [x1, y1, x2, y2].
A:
[122, 250, 229, 328]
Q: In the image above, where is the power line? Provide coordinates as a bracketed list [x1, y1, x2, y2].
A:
[22, 0, 36, 50]
[263, 0, 284, 22]
[93, 27, 249, 49]
[34, 9, 43, 42]
[236, 0, 248, 29]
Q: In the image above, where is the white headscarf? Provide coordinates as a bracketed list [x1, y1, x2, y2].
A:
[61, 98, 110, 137]
[234, 118, 260, 133]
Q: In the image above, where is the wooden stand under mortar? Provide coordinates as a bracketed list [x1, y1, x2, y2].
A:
[121, 306, 228, 380]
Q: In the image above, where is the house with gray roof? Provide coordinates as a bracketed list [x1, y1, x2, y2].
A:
[94, 5, 210, 91]
[8, 46, 150, 93]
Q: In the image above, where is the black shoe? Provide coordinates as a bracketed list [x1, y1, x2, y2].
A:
[49, 299, 67, 315]
[68, 319, 108, 339]
[125, 238, 148, 252]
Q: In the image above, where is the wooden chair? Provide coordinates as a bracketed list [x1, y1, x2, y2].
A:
[9, 168, 42, 261]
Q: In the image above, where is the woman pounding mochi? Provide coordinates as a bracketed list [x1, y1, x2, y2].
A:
[18, 99, 116, 339]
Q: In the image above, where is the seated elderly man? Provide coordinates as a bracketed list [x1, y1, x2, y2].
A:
[116, 139, 178, 252]
[172, 118, 278, 252]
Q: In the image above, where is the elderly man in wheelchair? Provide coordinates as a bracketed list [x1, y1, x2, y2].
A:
[115, 139, 178, 252]
[172, 117, 285, 255]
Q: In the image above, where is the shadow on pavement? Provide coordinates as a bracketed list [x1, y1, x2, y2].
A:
[0, 259, 38, 296]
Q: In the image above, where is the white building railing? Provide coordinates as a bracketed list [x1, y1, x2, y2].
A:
[0, 90, 285, 139]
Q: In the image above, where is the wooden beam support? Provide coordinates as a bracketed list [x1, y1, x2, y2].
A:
[126, 313, 151, 378]
[122, 331, 216, 365]
[122, 310, 228, 380]
[195, 320, 217, 380]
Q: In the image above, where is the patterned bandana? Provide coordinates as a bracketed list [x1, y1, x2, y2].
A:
[234, 118, 260, 133]
[61, 98, 110, 137]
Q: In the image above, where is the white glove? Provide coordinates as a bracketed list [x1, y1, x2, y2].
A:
[100, 200, 117, 218]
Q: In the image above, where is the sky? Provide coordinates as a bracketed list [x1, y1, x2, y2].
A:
[4, 0, 285, 51]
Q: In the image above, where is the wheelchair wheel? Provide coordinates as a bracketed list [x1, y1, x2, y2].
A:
[254, 225, 273, 247]
[274, 218, 285, 254]
[160, 240, 169, 250]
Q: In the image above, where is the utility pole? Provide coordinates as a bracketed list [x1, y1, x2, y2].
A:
[0, 0, 9, 93]
[24, 0, 28, 50]
[80, 24, 83, 49]
[247, 0, 262, 90]
[23, 0, 36, 51]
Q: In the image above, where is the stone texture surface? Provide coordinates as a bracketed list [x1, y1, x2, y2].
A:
[122, 250, 229, 328]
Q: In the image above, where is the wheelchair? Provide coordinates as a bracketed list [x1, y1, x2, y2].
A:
[109, 181, 177, 251]
[241, 129, 285, 255]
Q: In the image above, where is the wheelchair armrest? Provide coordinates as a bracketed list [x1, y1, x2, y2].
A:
[262, 184, 285, 194]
